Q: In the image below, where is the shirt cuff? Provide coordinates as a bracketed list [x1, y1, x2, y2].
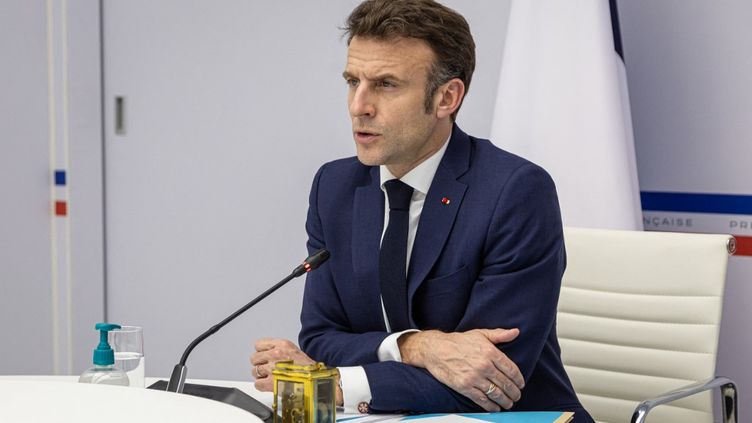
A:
[338, 366, 372, 414]
[377, 329, 420, 362]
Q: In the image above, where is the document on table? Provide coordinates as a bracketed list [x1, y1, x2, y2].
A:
[338, 412, 573, 423]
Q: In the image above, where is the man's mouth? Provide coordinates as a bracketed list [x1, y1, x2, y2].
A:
[354, 130, 381, 144]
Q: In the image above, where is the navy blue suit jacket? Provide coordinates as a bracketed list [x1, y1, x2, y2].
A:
[299, 125, 591, 421]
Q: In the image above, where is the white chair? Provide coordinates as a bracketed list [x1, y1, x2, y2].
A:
[557, 227, 738, 423]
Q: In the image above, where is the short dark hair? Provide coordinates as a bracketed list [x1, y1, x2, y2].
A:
[344, 0, 476, 120]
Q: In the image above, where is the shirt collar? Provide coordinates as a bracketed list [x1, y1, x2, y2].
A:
[379, 134, 451, 195]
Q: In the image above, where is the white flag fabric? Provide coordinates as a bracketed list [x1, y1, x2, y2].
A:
[490, 0, 643, 230]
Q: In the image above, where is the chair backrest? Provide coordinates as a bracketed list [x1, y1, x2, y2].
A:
[557, 227, 733, 423]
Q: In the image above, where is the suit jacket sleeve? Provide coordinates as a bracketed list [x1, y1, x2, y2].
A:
[455, 162, 566, 382]
[299, 165, 393, 366]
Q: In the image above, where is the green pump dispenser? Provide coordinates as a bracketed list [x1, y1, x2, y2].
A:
[93, 323, 120, 365]
[79, 323, 130, 386]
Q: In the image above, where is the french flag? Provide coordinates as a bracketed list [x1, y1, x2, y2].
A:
[490, 0, 642, 230]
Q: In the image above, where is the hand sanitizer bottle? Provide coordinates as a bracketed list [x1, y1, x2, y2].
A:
[79, 323, 130, 386]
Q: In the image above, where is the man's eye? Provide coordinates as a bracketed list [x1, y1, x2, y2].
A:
[376, 80, 396, 88]
[346, 78, 359, 87]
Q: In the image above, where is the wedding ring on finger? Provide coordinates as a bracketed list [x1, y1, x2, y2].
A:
[485, 383, 498, 396]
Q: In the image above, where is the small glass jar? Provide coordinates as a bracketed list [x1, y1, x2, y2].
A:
[272, 361, 339, 423]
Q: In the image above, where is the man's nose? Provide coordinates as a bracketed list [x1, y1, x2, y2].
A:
[349, 86, 375, 117]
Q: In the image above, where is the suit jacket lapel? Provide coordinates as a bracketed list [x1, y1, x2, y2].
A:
[407, 126, 471, 320]
[352, 166, 387, 330]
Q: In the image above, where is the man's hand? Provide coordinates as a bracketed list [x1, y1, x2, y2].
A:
[250, 338, 344, 406]
[250, 338, 316, 391]
[398, 328, 524, 412]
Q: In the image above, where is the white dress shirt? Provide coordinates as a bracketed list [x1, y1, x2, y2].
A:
[338, 136, 450, 413]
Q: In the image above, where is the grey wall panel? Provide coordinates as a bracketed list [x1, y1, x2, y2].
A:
[66, 0, 106, 374]
[0, 0, 54, 374]
[620, 0, 752, 194]
[446, 0, 512, 138]
[0, 0, 105, 375]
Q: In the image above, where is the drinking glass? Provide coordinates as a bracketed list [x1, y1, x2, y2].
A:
[108, 326, 145, 388]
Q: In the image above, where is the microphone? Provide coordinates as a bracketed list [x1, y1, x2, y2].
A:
[150, 249, 330, 419]
[291, 248, 330, 277]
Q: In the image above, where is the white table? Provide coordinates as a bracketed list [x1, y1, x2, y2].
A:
[0, 375, 268, 423]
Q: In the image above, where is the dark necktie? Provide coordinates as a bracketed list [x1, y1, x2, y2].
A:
[379, 179, 414, 332]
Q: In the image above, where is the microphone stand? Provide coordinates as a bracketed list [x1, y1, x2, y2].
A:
[148, 249, 330, 422]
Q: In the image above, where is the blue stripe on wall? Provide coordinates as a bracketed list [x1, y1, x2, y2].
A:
[641, 191, 752, 215]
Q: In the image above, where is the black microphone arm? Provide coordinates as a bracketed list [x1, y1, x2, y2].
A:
[165, 248, 330, 394]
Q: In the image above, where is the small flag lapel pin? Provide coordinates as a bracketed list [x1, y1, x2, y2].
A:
[441, 197, 451, 205]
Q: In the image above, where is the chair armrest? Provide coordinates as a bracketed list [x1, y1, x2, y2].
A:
[630, 376, 738, 423]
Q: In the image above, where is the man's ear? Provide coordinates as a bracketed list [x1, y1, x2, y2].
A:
[435, 78, 466, 119]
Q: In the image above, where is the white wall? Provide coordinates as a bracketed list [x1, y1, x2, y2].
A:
[0, 0, 104, 375]
[66, 0, 108, 376]
[0, 0, 55, 374]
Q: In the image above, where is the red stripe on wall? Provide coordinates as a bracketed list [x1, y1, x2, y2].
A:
[734, 236, 752, 256]
[55, 201, 67, 217]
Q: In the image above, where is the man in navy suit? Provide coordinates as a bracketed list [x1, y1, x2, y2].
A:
[252, 1, 592, 421]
